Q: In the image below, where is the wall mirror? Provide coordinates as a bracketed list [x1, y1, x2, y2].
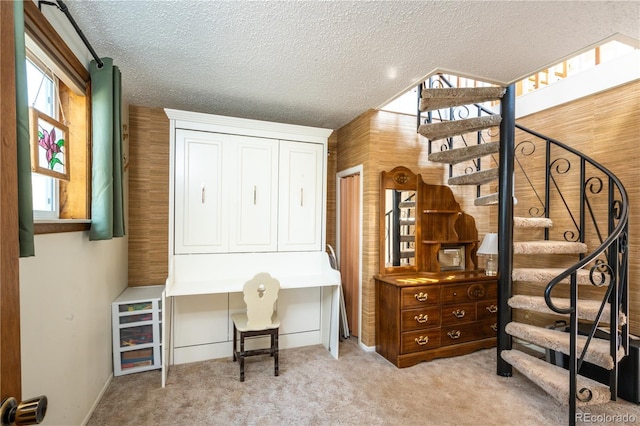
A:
[379, 166, 420, 275]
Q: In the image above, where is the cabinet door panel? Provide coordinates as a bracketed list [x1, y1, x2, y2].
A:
[174, 129, 227, 253]
[278, 141, 323, 251]
[228, 135, 278, 252]
[173, 294, 229, 347]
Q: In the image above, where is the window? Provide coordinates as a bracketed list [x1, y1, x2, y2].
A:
[24, 0, 91, 233]
[26, 55, 59, 220]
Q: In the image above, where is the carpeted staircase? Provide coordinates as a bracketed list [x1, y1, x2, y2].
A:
[416, 83, 629, 424]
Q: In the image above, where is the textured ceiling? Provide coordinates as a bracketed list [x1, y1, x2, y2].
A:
[59, 1, 639, 130]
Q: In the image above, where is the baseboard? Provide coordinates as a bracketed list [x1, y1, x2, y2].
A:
[358, 340, 375, 352]
[81, 373, 113, 426]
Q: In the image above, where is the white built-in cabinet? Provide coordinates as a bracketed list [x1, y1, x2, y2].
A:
[165, 109, 334, 365]
[173, 127, 323, 254]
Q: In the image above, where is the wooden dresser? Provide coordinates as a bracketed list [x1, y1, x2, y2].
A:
[375, 271, 497, 368]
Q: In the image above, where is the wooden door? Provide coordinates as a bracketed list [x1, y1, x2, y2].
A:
[278, 141, 323, 251]
[1, 0, 23, 399]
[339, 174, 361, 336]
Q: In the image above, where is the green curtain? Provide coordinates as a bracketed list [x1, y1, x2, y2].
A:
[89, 58, 125, 240]
[15, 0, 35, 257]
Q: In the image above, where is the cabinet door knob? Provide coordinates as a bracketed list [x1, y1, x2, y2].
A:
[201, 184, 205, 204]
[447, 330, 461, 339]
[414, 336, 429, 345]
[414, 292, 428, 302]
[452, 309, 465, 319]
[414, 314, 429, 324]
[486, 304, 498, 313]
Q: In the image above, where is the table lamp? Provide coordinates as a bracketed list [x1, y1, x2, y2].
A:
[478, 233, 498, 276]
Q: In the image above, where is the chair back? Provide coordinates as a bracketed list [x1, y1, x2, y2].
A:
[243, 272, 280, 330]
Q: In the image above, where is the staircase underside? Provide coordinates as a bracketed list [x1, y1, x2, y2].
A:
[419, 87, 506, 112]
[418, 115, 502, 142]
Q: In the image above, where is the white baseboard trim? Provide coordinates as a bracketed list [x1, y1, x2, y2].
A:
[81, 373, 113, 426]
[358, 340, 376, 352]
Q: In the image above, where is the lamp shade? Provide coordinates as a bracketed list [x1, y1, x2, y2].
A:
[477, 233, 498, 255]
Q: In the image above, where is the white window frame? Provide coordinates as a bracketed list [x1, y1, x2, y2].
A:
[26, 51, 61, 221]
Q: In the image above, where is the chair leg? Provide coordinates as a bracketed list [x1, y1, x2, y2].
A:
[239, 332, 245, 382]
[232, 324, 237, 362]
[274, 328, 279, 377]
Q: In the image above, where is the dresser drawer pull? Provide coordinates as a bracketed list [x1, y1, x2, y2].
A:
[414, 292, 429, 302]
[447, 330, 461, 339]
[414, 314, 429, 324]
[452, 309, 466, 319]
[414, 336, 429, 345]
[486, 305, 498, 314]
[491, 323, 498, 332]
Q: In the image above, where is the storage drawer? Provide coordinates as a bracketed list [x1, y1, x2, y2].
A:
[401, 286, 441, 309]
[477, 300, 498, 321]
[119, 324, 154, 347]
[401, 306, 440, 331]
[440, 320, 497, 347]
[401, 329, 441, 354]
[441, 302, 477, 326]
[441, 281, 497, 304]
[120, 348, 155, 371]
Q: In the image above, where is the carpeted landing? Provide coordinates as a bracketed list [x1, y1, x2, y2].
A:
[87, 338, 639, 425]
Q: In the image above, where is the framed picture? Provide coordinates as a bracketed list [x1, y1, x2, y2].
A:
[30, 107, 70, 181]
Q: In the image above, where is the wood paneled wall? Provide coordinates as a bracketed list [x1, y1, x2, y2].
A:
[336, 81, 640, 346]
[511, 80, 640, 334]
[128, 106, 170, 286]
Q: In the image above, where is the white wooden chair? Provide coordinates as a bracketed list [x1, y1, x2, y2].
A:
[231, 272, 280, 382]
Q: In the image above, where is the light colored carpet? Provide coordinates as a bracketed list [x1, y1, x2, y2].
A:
[87, 338, 640, 425]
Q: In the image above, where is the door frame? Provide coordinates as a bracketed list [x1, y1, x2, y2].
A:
[1, 0, 23, 400]
[335, 165, 364, 348]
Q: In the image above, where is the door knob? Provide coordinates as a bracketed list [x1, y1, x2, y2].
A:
[0, 395, 47, 426]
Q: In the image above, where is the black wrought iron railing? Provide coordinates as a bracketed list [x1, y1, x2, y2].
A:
[416, 74, 629, 425]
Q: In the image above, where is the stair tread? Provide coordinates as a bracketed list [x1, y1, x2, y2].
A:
[505, 322, 625, 370]
[508, 294, 625, 325]
[418, 115, 502, 141]
[428, 141, 500, 165]
[513, 241, 588, 255]
[420, 87, 505, 112]
[474, 193, 499, 206]
[512, 267, 609, 286]
[398, 201, 415, 208]
[501, 349, 612, 406]
[448, 167, 499, 186]
[514, 217, 554, 229]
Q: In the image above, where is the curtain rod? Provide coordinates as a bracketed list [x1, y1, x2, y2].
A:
[38, 0, 104, 69]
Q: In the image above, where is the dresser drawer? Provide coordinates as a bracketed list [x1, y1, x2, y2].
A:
[441, 281, 497, 304]
[441, 302, 477, 326]
[401, 329, 441, 354]
[477, 300, 498, 321]
[401, 286, 441, 309]
[401, 306, 440, 331]
[440, 320, 497, 347]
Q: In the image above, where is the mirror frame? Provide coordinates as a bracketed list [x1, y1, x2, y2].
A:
[379, 166, 420, 276]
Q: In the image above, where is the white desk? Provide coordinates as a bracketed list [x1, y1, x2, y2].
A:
[162, 251, 341, 387]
